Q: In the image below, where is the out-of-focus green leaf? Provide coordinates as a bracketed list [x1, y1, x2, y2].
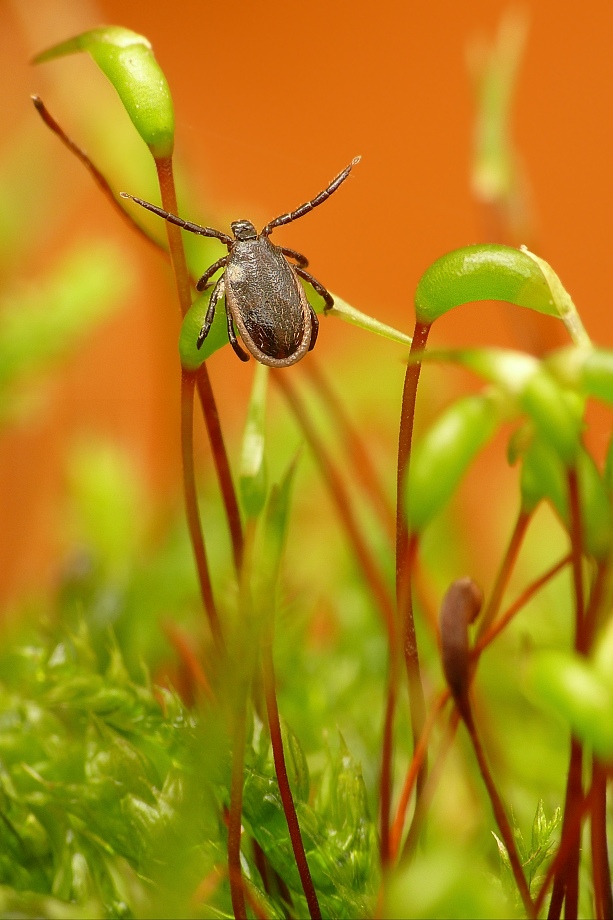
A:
[0, 242, 131, 424]
[239, 362, 268, 519]
[529, 650, 613, 761]
[407, 390, 502, 532]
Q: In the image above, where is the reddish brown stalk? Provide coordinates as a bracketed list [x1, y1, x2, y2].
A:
[155, 155, 244, 576]
[474, 553, 573, 656]
[590, 761, 613, 920]
[476, 509, 531, 642]
[567, 468, 585, 644]
[396, 321, 431, 786]
[32, 95, 168, 254]
[379, 662, 398, 867]
[547, 468, 587, 919]
[534, 783, 594, 917]
[401, 705, 460, 862]
[261, 639, 322, 919]
[461, 702, 535, 917]
[304, 359, 395, 543]
[581, 561, 607, 655]
[272, 370, 395, 644]
[163, 621, 214, 700]
[195, 368, 244, 573]
[548, 740, 583, 920]
[390, 687, 450, 860]
[180, 371, 223, 646]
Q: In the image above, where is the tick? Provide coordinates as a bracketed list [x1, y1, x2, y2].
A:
[121, 156, 360, 367]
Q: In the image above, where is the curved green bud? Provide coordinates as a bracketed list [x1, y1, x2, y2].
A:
[34, 27, 174, 158]
[407, 391, 502, 533]
[414, 245, 590, 348]
[414, 244, 556, 325]
[529, 650, 613, 761]
[178, 291, 228, 370]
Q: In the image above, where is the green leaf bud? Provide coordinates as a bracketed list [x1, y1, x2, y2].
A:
[178, 291, 228, 369]
[407, 391, 501, 533]
[414, 245, 556, 325]
[529, 650, 613, 761]
[34, 27, 174, 158]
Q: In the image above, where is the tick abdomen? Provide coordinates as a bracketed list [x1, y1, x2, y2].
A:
[225, 237, 306, 359]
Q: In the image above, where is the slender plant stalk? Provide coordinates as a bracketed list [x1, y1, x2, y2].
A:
[460, 700, 535, 917]
[155, 155, 244, 574]
[567, 468, 585, 645]
[304, 359, 395, 542]
[272, 369, 396, 643]
[548, 466, 588, 919]
[262, 636, 322, 919]
[534, 783, 594, 917]
[180, 371, 223, 646]
[390, 688, 450, 860]
[476, 509, 531, 641]
[548, 740, 583, 920]
[396, 321, 431, 790]
[400, 705, 460, 862]
[195, 368, 244, 573]
[379, 661, 399, 867]
[474, 554, 572, 656]
[590, 761, 613, 920]
[32, 95, 168, 253]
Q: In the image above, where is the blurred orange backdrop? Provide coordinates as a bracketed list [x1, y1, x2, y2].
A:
[2, 0, 613, 605]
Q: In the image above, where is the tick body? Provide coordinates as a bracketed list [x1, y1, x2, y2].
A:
[121, 156, 360, 367]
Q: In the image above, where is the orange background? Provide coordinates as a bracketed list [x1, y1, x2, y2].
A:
[2, 0, 613, 604]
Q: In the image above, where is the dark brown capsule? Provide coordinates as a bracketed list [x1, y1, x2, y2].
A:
[439, 576, 483, 708]
[121, 156, 360, 367]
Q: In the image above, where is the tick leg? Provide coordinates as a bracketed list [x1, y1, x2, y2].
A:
[295, 267, 334, 312]
[226, 307, 250, 362]
[197, 277, 225, 348]
[120, 193, 233, 246]
[308, 306, 319, 351]
[262, 156, 360, 235]
[196, 257, 228, 291]
[279, 246, 309, 268]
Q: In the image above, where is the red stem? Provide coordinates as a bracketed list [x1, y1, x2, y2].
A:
[548, 467, 587, 918]
[390, 688, 450, 860]
[379, 662, 398, 867]
[461, 701, 535, 917]
[476, 509, 531, 642]
[180, 371, 223, 646]
[547, 740, 583, 920]
[474, 554, 572, 657]
[155, 156, 244, 577]
[272, 370, 396, 644]
[304, 359, 395, 543]
[534, 781, 593, 917]
[396, 322, 431, 786]
[262, 640, 322, 919]
[400, 705, 459, 862]
[591, 761, 613, 920]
